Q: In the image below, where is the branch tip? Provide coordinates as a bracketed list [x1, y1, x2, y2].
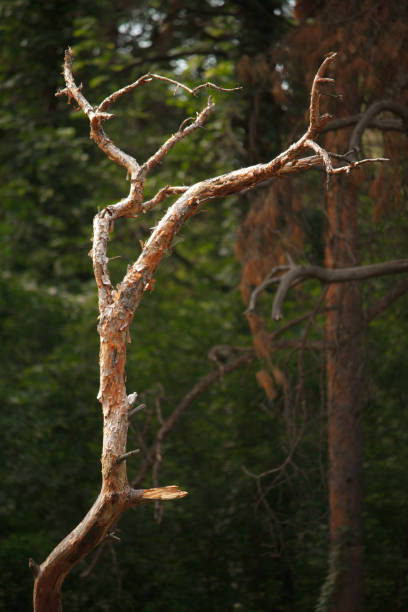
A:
[29, 558, 41, 579]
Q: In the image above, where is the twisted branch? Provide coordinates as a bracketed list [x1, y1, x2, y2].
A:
[33, 50, 389, 611]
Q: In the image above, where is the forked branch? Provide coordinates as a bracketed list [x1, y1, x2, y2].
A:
[349, 100, 408, 159]
[32, 50, 388, 612]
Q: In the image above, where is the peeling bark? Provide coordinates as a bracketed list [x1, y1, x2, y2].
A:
[31, 50, 385, 610]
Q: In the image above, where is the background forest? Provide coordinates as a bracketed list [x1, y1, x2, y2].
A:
[1, 1, 408, 610]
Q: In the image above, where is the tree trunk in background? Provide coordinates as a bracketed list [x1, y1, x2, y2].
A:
[325, 179, 364, 611]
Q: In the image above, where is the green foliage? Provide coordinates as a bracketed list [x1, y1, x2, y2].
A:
[0, 276, 100, 608]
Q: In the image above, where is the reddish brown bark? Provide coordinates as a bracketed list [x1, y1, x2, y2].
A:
[325, 179, 364, 612]
[285, 4, 408, 610]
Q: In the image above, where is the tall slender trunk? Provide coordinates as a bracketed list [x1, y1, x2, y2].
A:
[324, 179, 364, 611]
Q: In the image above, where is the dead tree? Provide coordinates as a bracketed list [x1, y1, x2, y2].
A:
[29, 49, 385, 611]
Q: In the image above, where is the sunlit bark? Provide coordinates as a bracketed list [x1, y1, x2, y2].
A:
[31, 49, 383, 611]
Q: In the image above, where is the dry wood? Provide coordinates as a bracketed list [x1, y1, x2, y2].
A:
[32, 49, 387, 611]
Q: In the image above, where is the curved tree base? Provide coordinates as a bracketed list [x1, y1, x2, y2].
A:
[31, 486, 186, 612]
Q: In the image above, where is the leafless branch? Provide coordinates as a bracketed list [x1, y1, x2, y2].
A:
[270, 310, 330, 339]
[141, 185, 189, 214]
[272, 260, 408, 320]
[98, 74, 154, 111]
[133, 353, 253, 487]
[80, 541, 108, 579]
[271, 340, 322, 351]
[141, 97, 215, 177]
[323, 114, 405, 133]
[129, 403, 146, 418]
[34, 49, 389, 611]
[245, 265, 290, 314]
[305, 138, 333, 174]
[58, 48, 140, 176]
[243, 434, 301, 480]
[329, 157, 389, 173]
[277, 154, 388, 176]
[366, 277, 408, 323]
[96, 71, 240, 111]
[308, 54, 337, 137]
[147, 73, 242, 96]
[58, 47, 387, 325]
[116, 449, 140, 464]
[108, 542, 122, 602]
[349, 100, 408, 159]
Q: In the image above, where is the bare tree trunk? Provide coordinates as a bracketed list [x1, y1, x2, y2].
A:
[325, 179, 364, 611]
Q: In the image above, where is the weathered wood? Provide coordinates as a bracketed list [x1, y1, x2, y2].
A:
[32, 49, 385, 611]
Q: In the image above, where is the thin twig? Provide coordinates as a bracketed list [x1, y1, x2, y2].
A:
[366, 277, 408, 323]
[140, 97, 215, 176]
[308, 52, 337, 137]
[141, 186, 189, 213]
[132, 353, 253, 487]
[129, 403, 146, 418]
[148, 73, 242, 96]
